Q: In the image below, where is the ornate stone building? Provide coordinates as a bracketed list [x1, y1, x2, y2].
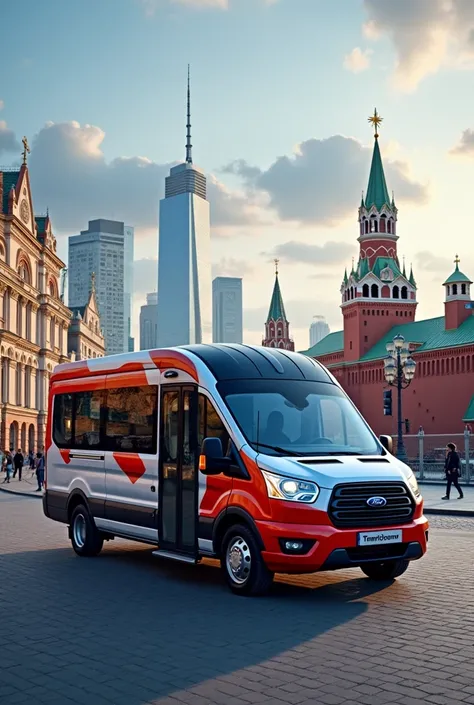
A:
[0, 143, 71, 451]
[68, 273, 106, 360]
[262, 261, 295, 351]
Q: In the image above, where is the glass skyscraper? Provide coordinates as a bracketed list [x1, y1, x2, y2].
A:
[156, 68, 211, 347]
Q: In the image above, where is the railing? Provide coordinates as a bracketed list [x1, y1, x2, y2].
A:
[392, 429, 474, 483]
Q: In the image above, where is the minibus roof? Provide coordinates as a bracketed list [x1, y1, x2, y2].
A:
[50, 344, 332, 384]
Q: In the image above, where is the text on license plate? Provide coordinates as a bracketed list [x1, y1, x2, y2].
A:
[357, 529, 402, 546]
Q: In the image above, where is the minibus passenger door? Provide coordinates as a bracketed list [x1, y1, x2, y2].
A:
[159, 385, 199, 555]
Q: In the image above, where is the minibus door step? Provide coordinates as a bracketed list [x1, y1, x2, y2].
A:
[152, 550, 198, 564]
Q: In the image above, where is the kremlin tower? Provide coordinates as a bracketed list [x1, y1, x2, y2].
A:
[262, 260, 294, 350]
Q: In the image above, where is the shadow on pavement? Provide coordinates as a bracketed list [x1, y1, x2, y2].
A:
[0, 541, 393, 705]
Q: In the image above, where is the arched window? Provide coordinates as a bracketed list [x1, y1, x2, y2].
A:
[452, 284, 458, 296]
[387, 220, 391, 234]
[277, 327, 282, 337]
[380, 216, 386, 233]
[0, 241, 5, 262]
[364, 220, 369, 234]
[462, 284, 467, 295]
[392, 285, 399, 299]
[371, 284, 379, 298]
[362, 284, 369, 297]
[25, 303, 32, 341]
[447, 285, 451, 296]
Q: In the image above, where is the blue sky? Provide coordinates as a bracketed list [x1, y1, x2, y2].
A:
[1, 0, 474, 348]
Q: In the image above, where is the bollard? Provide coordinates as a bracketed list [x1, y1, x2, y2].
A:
[418, 427, 424, 481]
[464, 428, 471, 485]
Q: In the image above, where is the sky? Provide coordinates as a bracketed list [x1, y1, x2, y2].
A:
[1, 0, 474, 350]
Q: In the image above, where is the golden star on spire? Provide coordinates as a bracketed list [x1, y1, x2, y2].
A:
[368, 108, 383, 138]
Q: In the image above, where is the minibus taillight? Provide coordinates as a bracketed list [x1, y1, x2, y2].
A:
[199, 455, 206, 471]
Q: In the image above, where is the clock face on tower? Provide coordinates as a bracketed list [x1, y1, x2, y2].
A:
[20, 199, 29, 224]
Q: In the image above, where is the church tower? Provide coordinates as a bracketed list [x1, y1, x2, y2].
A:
[444, 256, 473, 330]
[262, 260, 294, 350]
[341, 110, 417, 361]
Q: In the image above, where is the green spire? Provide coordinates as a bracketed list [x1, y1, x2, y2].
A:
[266, 260, 287, 322]
[343, 268, 348, 284]
[409, 264, 416, 287]
[365, 137, 391, 210]
[402, 257, 406, 278]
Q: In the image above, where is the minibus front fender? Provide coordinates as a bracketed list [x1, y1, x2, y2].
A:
[213, 507, 266, 556]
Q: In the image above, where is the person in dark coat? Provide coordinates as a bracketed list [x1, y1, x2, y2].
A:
[13, 449, 24, 481]
[442, 442, 464, 500]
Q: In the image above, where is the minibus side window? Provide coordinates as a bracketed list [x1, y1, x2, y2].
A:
[198, 395, 230, 455]
[75, 391, 102, 449]
[53, 394, 73, 448]
[105, 386, 158, 454]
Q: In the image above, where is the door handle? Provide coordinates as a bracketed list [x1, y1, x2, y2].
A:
[151, 485, 156, 492]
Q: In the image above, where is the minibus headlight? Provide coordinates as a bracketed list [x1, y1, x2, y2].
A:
[407, 471, 420, 498]
[261, 470, 319, 504]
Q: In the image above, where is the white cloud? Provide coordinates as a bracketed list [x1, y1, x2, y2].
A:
[0, 120, 20, 156]
[0, 100, 4, 112]
[343, 47, 372, 73]
[415, 251, 451, 273]
[224, 135, 428, 226]
[450, 128, 474, 157]
[265, 240, 355, 266]
[363, 0, 474, 91]
[212, 257, 254, 278]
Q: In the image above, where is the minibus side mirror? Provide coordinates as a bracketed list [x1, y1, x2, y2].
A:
[379, 435, 393, 454]
[199, 437, 232, 476]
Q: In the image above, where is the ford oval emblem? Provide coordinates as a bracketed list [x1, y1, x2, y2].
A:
[367, 496, 387, 507]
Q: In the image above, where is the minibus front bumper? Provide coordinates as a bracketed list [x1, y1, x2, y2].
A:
[256, 514, 429, 574]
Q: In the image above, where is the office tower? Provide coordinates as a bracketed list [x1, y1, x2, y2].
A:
[309, 316, 330, 347]
[212, 277, 243, 343]
[140, 292, 158, 350]
[156, 67, 211, 347]
[68, 219, 134, 356]
[124, 225, 134, 352]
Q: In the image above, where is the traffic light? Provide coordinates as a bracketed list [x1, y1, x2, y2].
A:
[383, 390, 392, 416]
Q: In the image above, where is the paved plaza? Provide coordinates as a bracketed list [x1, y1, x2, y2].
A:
[1, 492, 474, 705]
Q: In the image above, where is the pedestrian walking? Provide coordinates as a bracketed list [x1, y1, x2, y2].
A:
[13, 449, 24, 481]
[442, 442, 464, 500]
[2, 451, 13, 483]
[28, 450, 36, 478]
[35, 452, 45, 492]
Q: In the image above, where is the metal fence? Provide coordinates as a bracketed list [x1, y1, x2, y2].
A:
[392, 430, 474, 482]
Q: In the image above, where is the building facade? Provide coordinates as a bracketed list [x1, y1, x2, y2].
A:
[156, 68, 212, 347]
[68, 273, 105, 360]
[309, 316, 330, 347]
[0, 154, 71, 451]
[212, 277, 243, 344]
[302, 113, 474, 436]
[139, 292, 158, 350]
[262, 263, 295, 351]
[68, 219, 134, 356]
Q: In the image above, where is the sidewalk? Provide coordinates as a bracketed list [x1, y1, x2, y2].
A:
[0, 471, 42, 497]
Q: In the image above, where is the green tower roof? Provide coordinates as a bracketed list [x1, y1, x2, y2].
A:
[444, 261, 472, 286]
[266, 272, 287, 322]
[365, 138, 391, 211]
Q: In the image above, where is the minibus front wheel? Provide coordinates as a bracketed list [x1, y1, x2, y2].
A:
[70, 504, 104, 557]
[221, 524, 274, 596]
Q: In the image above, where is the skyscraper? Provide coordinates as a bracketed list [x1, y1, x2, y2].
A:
[140, 292, 158, 350]
[156, 67, 211, 347]
[212, 277, 243, 343]
[68, 219, 134, 356]
[309, 316, 330, 347]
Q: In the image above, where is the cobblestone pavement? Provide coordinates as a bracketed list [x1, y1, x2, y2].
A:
[1, 493, 474, 705]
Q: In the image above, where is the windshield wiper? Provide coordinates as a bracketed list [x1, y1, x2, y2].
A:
[250, 441, 304, 457]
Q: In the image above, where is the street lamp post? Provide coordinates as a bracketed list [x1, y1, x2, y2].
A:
[383, 334, 416, 462]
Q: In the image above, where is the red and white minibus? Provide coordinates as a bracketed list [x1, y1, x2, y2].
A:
[43, 344, 428, 595]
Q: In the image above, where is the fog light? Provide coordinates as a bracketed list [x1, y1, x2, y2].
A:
[285, 540, 304, 552]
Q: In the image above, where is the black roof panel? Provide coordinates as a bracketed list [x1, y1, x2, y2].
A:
[183, 344, 332, 383]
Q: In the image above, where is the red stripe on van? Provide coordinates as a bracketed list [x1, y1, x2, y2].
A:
[59, 449, 71, 465]
[113, 453, 146, 484]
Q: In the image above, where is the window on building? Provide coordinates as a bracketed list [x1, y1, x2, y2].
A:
[371, 284, 379, 298]
[462, 284, 467, 295]
[401, 286, 408, 300]
[364, 320, 367, 327]
[392, 285, 399, 299]
[349, 341, 352, 350]
[362, 284, 369, 297]
[105, 386, 157, 453]
[364, 336, 368, 343]
[453, 284, 458, 296]
[387, 220, 392, 234]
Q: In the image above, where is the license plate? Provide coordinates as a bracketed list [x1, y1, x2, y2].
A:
[357, 529, 402, 546]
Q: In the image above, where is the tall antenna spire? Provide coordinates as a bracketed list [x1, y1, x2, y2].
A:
[186, 64, 192, 164]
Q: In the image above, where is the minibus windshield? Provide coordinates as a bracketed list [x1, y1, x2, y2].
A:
[218, 379, 382, 457]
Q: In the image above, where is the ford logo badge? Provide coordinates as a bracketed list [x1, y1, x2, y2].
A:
[367, 496, 387, 507]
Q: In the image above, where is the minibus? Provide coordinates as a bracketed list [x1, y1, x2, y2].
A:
[43, 344, 428, 595]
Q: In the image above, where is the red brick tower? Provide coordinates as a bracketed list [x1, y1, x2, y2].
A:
[262, 260, 294, 350]
[444, 255, 473, 330]
[341, 110, 417, 361]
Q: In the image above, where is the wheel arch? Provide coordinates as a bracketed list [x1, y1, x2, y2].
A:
[212, 507, 265, 556]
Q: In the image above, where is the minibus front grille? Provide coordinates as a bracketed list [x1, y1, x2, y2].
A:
[328, 482, 415, 529]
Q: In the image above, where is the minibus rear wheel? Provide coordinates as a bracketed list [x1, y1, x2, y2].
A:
[70, 504, 104, 557]
[221, 524, 274, 596]
[360, 559, 409, 580]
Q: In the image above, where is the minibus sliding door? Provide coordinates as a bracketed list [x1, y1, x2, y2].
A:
[158, 385, 199, 556]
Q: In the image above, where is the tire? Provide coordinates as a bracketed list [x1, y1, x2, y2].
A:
[70, 504, 103, 557]
[360, 559, 409, 580]
[221, 524, 274, 596]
